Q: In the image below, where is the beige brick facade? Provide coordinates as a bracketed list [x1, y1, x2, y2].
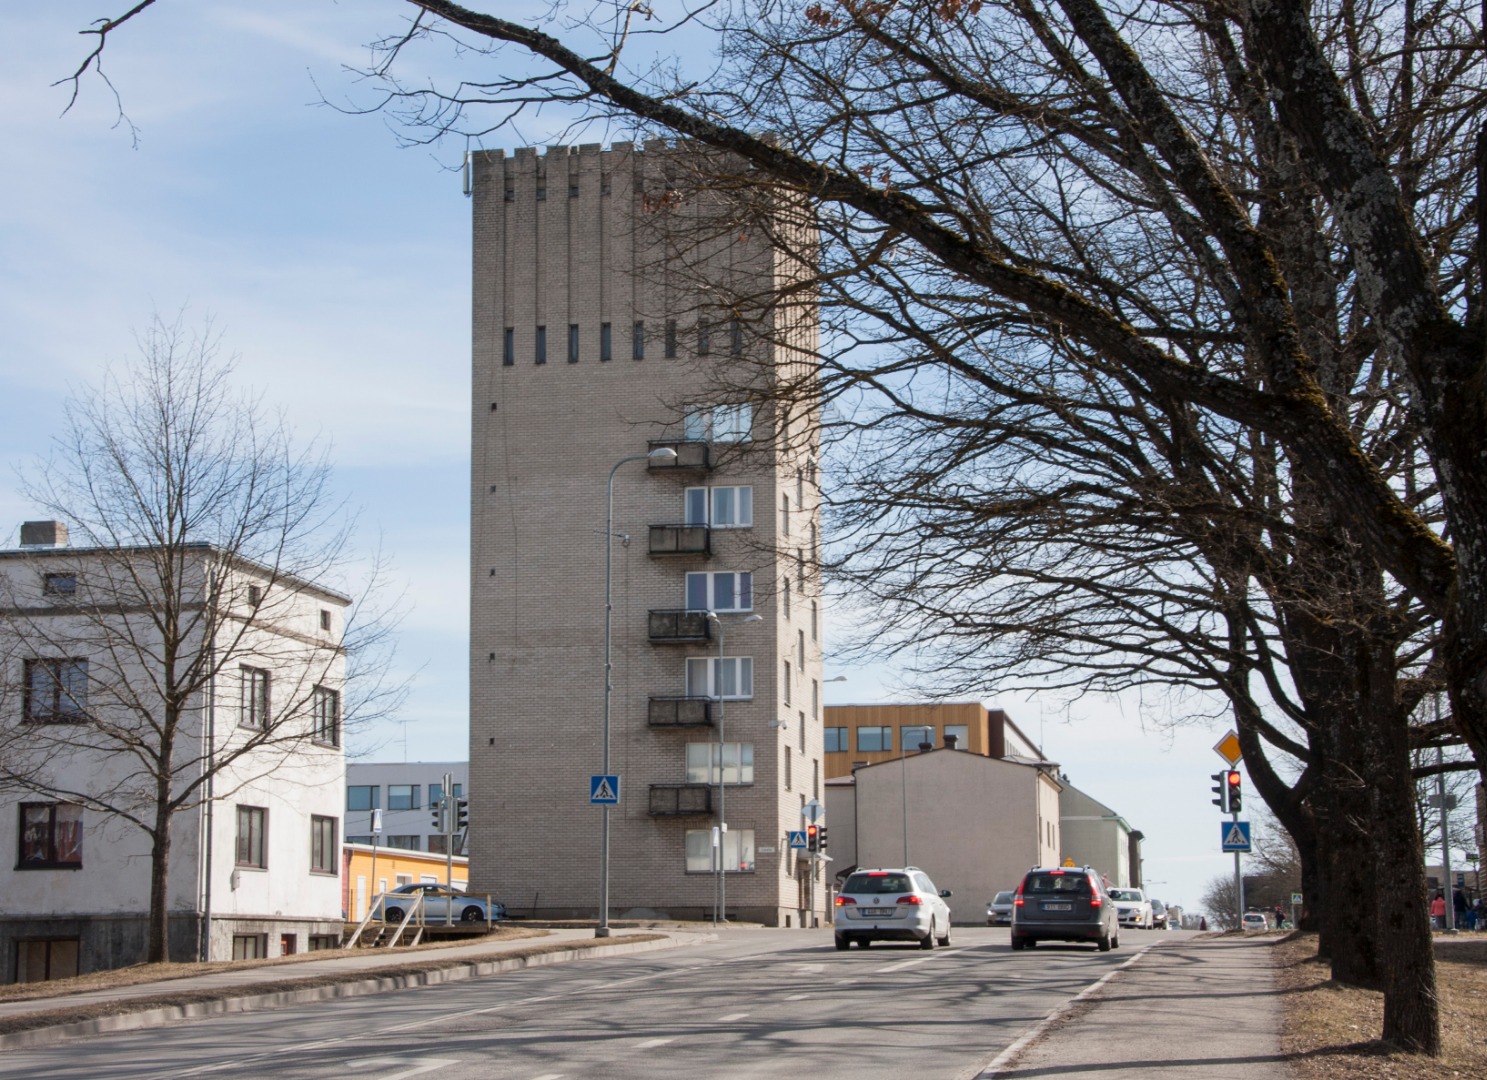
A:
[468, 143, 825, 925]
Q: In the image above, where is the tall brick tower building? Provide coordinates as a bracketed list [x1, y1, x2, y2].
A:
[468, 142, 825, 926]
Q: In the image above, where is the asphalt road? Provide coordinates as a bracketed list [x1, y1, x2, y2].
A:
[1, 927, 1190, 1080]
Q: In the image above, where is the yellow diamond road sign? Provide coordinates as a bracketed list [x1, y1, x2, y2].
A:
[1214, 731, 1242, 766]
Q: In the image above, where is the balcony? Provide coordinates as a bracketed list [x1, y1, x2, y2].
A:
[647, 439, 711, 471]
[648, 696, 716, 728]
[648, 609, 712, 643]
[649, 524, 711, 557]
[648, 784, 714, 816]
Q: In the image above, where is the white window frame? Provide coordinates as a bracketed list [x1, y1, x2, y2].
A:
[684, 485, 753, 528]
[685, 741, 755, 785]
[686, 828, 756, 872]
[684, 403, 752, 443]
[686, 656, 754, 700]
[240, 666, 270, 730]
[685, 571, 753, 612]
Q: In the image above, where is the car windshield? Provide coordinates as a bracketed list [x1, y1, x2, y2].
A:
[844, 873, 913, 894]
[1108, 890, 1140, 901]
[993, 892, 1015, 904]
[1024, 873, 1091, 895]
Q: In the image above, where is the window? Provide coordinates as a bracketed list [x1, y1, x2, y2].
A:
[796, 468, 804, 506]
[428, 834, 450, 855]
[857, 726, 893, 752]
[784, 745, 793, 790]
[781, 494, 790, 535]
[503, 327, 515, 366]
[319, 608, 332, 632]
[783, 660, 792, 704]
[18, 803, 82, 868]
[536, 186, 547, 201]
[903, 725, 935, 750]
[387, 784, 419, 811]
[684, 486, 753, 528]
[798, 630, 806, 669]
[309, 935, 341, 951]
[312, 686, 340, 747]
[945, 724, 969, 748]
[600, 322, 612, 361]
[247, 584, 262, 607]
[684, 403, 752, 443]
[24, 659, 88, 722]
[686, 656, 753, 700]
[814, 758, 820, 799]
[15, 938, 79, 983]
[345, 835, 374, 845]
[232, 935, 267, 960]
[385, 835, 420, 851]
[796, 549, 805, 587]
[535, 325, 547, 365]
[633, 321, 645, 359]
[697, 319, 711, 355]
[430, 782, 464, 805]
[730, 318, 744, 355]
[310, 815, 337, 874]
[347, 785, 379, 811]
[239, 666, 270, 729]
[686, 741, 754, 784]
[685, 571, 753, 612]
[665, 319, 678, 358]
[569, 183, 580, 198]
[568, 323, 580, 363]
[783, 579, 791, 620]
[236, 806, 266, 868]
[43, 573, 77, 596]
[824, 726, 848, 752]
[812, 679, 819, 720]
[811, 601, 818, 641]
[686, 828, 755, 872]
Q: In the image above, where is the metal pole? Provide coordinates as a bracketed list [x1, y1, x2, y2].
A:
[1437, 694, 1455, 932]
[599, 458, 633, 938]
[1233, 804, 1244, 927]
[901, 745, 909, 867]
[715, 614, 727, 925]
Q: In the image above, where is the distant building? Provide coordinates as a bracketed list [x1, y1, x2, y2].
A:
[0, 524, 347, 983]
[826, 748, 1063, 922]
[345, 761, 469, 856]
[824, 702, 1043, 778]
[1058, 781, 1141, 888]
[342, 844, 470, 922]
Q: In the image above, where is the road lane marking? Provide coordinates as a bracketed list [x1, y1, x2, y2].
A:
[783, 993, 809, 1001]
[718, 1012, 750, 1023]
[530, 1074, 565, 1080]
[634, 1037, 675, 1049]
[347, 1057, 458, 1080]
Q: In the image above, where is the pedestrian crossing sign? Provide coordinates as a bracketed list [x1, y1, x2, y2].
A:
[1221, 821, 1252, 852]
[590, 774, 620, 805]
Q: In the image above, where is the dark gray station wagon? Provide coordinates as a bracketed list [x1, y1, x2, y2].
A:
[1011, 866, 1120, 951]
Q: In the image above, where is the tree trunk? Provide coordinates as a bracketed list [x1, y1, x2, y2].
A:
[146, 805, 172, 964]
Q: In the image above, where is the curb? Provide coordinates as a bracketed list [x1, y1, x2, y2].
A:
[974, 941, 1161, 1078]
[0, 933, 701, 1051]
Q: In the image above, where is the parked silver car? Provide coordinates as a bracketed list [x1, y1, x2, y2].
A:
[835, 867, 953, 950]
[374, 883, 506, 924]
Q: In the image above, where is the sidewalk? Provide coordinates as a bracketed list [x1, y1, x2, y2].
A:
[0, 927, 705, 1050]
[982, 934, 1291, 1079]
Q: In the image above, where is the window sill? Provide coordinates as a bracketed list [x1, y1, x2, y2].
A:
[15, 863, 82, 871]
[234, 863, 267, 871]
[685, 869, 756, 875]
[311, 739, 341, 750]
[309, 869, 339, 877]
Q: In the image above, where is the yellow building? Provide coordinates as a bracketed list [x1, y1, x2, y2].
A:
[342, 843, 469, 921]
[823, 702, 1044, 779]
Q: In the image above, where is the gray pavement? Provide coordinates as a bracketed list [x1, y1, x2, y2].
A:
[984, 933, 1291, 1079]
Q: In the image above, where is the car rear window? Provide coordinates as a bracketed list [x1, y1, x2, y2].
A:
[1024, 873, 1091, 895]
[994, 891, 1014, 904]
[844, 873, 912, 894]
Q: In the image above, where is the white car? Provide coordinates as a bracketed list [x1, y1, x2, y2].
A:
[834, 867, 953, 950]
[1241, 911, 1268, 931]
[1107, 888, 1154, 929]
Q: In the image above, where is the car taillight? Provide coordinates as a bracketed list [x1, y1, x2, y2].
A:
[836, 896, 855, 906]
[1090, 897, 1101, 907]
[897, 895, 923, 905]
[1014, 896, 1024, 906]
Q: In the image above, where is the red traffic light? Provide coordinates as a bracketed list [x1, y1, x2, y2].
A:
[1226, 770, 1241, 788]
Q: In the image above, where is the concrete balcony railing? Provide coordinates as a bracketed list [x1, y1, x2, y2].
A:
[647, 439, 711, 471]
[648, 524, 711, 557]
[647, 609, 712, 643]
[648, 783, 714, 816]
[648, 696, 716, 728]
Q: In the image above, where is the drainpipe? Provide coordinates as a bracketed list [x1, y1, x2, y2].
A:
[199, 636, 217, 961]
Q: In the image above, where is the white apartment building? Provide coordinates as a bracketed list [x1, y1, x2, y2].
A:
[0, 522, 348, 982]
[345, 760, 469, 855]
[468, 142, 826, 925]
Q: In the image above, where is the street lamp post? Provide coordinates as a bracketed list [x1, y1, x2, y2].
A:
[706, 609, 761, 925]
[599, 447, 676, 938]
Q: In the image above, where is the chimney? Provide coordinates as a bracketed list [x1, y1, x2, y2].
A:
[20, 521, 68, 548]
[917, 741, 934, 753]
[944, 733, 960, 750]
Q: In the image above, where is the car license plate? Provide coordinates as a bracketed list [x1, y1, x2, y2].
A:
[1043, 902, 1072, 911]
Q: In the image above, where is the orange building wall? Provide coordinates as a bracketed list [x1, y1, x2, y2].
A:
[823, 702, 992, 779]
[341, 845, 470, 920]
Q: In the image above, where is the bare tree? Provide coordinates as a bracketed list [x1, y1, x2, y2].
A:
[0, 314, 402, 964]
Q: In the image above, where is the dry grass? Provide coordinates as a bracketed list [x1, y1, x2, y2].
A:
[0, 925, 549, 1004]
[1276, 932, 1487, 1078]
[0, 932, 668, 1038]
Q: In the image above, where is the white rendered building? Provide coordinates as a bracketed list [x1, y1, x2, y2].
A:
[345, 760, 470, 855]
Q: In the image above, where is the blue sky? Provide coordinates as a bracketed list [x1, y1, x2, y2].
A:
[0, 2, 1352, 914]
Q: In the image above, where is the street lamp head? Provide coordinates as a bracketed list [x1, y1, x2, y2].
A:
[646, 446, 679, 464]
[824, 675, 848, 683]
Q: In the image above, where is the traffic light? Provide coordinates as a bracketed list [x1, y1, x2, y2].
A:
[1210, 773, 1228, 813]
[455, 797, 470, 830]
[430, 798, 447, 832]
[1226, 770, 1242, 812]
[806, 823, 820, 852]
[817, 826, 829, 853]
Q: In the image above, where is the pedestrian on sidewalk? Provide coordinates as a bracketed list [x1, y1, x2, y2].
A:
[1430, 892, 1446, 929]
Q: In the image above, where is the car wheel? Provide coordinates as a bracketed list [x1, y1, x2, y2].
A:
[919, 921, 936, 949]
[938, 924, 952, 947]
[857, 938, 872, 948]
[1010, 936, 1025, 951]
[1098, 930, 1112, 952]
[1112, 931, 1120, 949]
[835, 936, 850, 951]
[384, 907, 404, 923]
[461, 906, 485, 923]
